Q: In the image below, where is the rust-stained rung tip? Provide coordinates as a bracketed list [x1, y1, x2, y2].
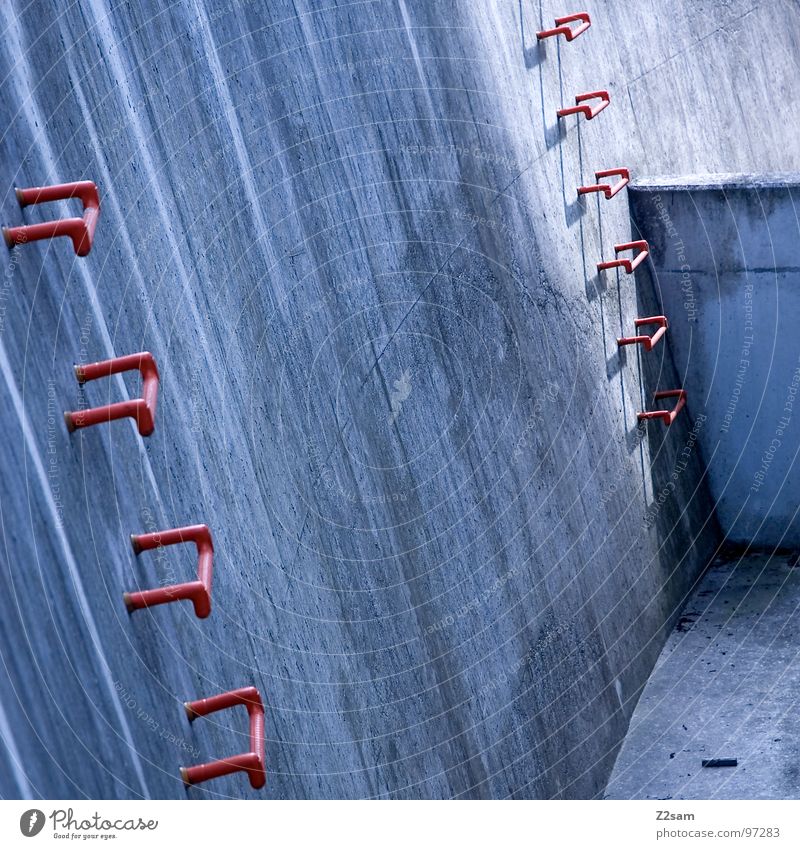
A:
[123, 592, 135, 613]
[180, 766, 192, 786]
[184, 702, 196, 722]
[63, 411, 76, 433]
[130, 534, 142, 555]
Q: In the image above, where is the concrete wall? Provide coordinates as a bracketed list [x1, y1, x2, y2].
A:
[630, 177, 800, 548]
[0, 0, 795, 799]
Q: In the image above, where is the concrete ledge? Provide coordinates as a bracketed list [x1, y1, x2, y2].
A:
[630, 180, 800, 547]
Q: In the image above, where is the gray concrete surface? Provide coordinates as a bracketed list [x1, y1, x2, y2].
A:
[0, 0, 796, 799]
[630, 177, 800, 548]
[606, 552, 800, 800]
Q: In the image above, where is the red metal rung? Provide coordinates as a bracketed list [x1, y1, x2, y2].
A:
[557, 90, 610, 121]
[638, 389, 687, 427]
[181, 687, 266, 790]
[536, 12, 591, 41]
[124, 524, 214, 619]
[2, 181, 100, 256]
[578, 168, 630, 199]
[597, 240, 649, 273]
[63, 351, 159, 437]
[617, 315, 668, 351]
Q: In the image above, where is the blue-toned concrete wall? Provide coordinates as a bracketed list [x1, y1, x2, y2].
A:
[0, 0, 796, 799]
[630, 177, 800, 548]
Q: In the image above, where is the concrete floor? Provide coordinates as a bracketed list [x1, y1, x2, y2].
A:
[606, 552, 800, 800]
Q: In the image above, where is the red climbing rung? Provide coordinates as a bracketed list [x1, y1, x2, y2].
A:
[2, 180, 100, 256]
[181, 686, 266, 790]
[64, 351, 159, 437]
[597, 240, 649, 274]
[578, 168, 630, 199]
[557, 90, 610, 121]
[536, 12, 591, 41]
[638, 390, 687, 426]
[125, 524, 214, 619]
[618, 316, 668, 351]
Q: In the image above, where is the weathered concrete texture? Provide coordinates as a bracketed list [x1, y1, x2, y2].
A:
[0, 0, 794, 799]
[606, 553, 800, 800]
[630, 178, 800, 547]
